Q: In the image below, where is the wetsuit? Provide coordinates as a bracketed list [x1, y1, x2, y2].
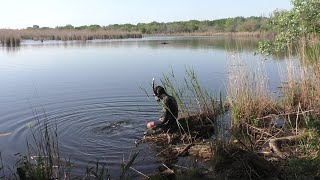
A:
[154, 93, 179, 130]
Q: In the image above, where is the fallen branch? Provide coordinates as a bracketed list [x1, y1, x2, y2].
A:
[256, 110, 315, 120]
[244, 123, 273, 137]
[269, 132, 308, 158]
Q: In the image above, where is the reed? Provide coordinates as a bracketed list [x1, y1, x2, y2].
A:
[227, 56, 276, 125]
[280, 38, 320, 113]
[0, 29, 142, 46]
[15, 113, 62, 180]
[0, 30, 21, 47]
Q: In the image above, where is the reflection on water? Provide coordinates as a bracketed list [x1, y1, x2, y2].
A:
[0, 36, 288, 177]
[1, 36, 262, 53]
[1, 36, 291, 60]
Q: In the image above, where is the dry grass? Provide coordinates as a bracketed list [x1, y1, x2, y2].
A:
[225, 37, 320, 178]
[280, 39, 320, 113]
[227, 36, 320, 124]
[0, 29, 142, 46]
[227, 54, 277, 125]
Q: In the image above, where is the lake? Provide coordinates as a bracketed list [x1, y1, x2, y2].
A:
[0, 36, 287, 177]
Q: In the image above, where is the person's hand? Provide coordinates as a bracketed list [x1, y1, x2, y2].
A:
[154, 95, 160, 102]
[159, 117, 164, 122]
[147, 122, 155, 129]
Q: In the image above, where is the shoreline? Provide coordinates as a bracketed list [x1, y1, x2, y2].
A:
[143, 31, 275, 38]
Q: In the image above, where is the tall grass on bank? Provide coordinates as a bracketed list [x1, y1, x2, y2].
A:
[0, 29, 142, 46]
[280, 39, 320, 113]
[227, 38, 320, 125]
[226, 37, 320, 178]
[227, 56, 276, 125]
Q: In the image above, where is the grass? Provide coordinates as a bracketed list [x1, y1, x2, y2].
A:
[0, 29, 142, 46]
[227, 56, 277, 125]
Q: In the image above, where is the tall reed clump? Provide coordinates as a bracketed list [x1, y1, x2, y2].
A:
[280, 38, 320, 114]
[0, 30, 21, 47]
[227, 56, 276, 125]
[15, 118, 63, 180]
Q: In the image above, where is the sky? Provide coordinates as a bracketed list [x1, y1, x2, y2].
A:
[0, 0, 292, 29]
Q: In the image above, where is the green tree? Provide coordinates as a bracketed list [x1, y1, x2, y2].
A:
[259, 0, 320, 54]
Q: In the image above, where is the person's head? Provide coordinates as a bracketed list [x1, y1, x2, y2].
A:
[154, 86, 167, 99]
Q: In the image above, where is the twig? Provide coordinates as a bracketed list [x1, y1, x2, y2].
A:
[176, 144, 192, 157]
[244, 123, 273, 137]
[156, 145, 172, 157]
[129, 167, 149, 179]
[269, 133, 308, 158]
[172, 164, 189, 170]
[295, 103, 301, 135]
[256, 109, 315, 120]
[162, 164, 174, 174]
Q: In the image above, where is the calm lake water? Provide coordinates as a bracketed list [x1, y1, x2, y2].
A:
[0, 36, 287, 177]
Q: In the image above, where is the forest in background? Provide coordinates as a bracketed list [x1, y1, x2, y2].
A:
[31, 16, 269, 34]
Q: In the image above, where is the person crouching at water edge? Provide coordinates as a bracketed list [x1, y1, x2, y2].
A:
[146, 79, 179, 134]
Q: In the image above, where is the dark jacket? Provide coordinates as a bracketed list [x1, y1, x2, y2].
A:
[158, 94, 179, 127]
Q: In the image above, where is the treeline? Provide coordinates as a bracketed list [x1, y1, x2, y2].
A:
[28, 16, 270, 34]
[108, 16, 270, 34]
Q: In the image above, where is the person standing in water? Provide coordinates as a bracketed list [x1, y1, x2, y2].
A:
[146, 79, 179, 132]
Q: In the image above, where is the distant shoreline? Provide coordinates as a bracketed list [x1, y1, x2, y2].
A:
[144, 31, 274, 38]
[0, 29, 274, 47]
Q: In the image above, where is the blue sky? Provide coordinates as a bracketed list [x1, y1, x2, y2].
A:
[1, 0, 292, 28]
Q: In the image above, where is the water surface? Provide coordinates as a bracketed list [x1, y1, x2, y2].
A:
[0, 36, 287, 176]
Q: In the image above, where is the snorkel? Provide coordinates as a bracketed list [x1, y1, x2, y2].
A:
[152, 78, 161, 102]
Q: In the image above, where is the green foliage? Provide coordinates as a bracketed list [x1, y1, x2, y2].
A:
[258, 0, 320, 54]
[85, 160, 110, 180]
[23, 16, 269, 34]
[129, 17, 269, 34]
[120, 151, 139, 180]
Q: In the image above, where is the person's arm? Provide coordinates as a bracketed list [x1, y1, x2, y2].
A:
[159, 97, 170, 125]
